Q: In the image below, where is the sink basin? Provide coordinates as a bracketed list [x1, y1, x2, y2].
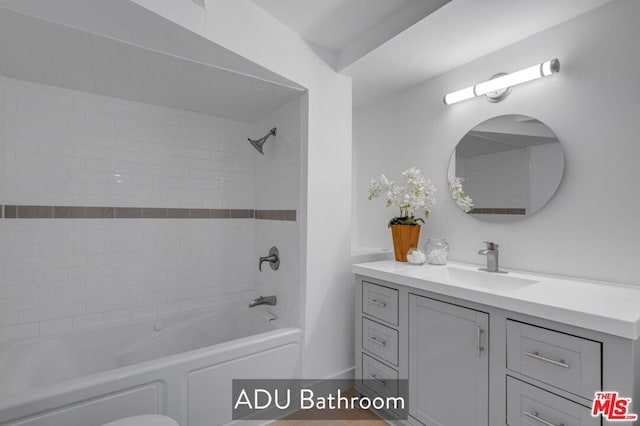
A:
[422, 267, 538, 292]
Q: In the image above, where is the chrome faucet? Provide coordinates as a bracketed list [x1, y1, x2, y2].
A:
[478, 241, 502, 273]
[259, 247, 280, 271]
[248, 295, 277, 307]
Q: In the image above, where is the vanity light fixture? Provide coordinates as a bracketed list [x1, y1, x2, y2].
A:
[443, 58, 560, 105]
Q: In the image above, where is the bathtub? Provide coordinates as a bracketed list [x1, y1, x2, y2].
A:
[0, 305, 301, 426]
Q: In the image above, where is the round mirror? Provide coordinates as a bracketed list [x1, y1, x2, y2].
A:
[448, 114, 564, 222]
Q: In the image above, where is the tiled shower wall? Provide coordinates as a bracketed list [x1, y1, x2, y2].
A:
[253, 98, 300, 326]
[0, 77, 300, 341]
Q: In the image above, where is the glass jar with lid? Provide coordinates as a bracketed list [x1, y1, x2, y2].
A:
[425, 238, 449, 265]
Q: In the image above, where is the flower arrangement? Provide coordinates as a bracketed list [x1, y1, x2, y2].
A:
[368, 167, 436, 227]
[448, 174, 474, 213]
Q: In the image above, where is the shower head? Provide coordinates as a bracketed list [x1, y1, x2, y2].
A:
[248, 127, 276, 155]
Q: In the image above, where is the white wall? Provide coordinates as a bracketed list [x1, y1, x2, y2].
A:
[0, 78, 259, 341]
[128, 0, 354, 380]
[254, 97, 301, 326]
[354, 0, 640, 285]
[0, 73, 6, 331]
[0, 72, 5, 202]
[2, 0, 354, 379]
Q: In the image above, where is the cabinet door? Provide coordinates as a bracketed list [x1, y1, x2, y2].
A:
[409, 294, 489, 426]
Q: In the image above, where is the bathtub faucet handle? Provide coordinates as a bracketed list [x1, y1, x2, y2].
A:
[259, 246, 280, 271]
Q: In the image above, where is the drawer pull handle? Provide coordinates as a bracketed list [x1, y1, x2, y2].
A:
[368, 336, 387, 347]
[368, 374, 386, 386]
[524, 411, 564, 426]
[368, 299, 386, 308]
[524, 351, 570, 369]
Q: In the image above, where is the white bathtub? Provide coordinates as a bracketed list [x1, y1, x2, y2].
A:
[0, 306, 301, 426]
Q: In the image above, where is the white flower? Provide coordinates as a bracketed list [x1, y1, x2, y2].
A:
[448, 174, 474, 213]
[369, 167, 437, 224]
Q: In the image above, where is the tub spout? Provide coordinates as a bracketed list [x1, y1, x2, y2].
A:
[249, 295, 277, 308]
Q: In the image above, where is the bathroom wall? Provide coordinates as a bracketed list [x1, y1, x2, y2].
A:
[253, 97, 301, 325]
[124, 0, 354, 380]
[354, 0, 640, 285]
[0, 0, 353, 380]
[0, 73, 5, 202]
[0, 77, 264, 341]
[0, 73, 6, 330]
[0, 73, 5, 201]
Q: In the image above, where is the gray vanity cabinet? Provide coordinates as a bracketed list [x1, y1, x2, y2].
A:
[408, 294, 489, 426]
[355, 272, 640, 425]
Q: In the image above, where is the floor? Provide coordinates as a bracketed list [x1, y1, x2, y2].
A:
[270, 389, 386, 425]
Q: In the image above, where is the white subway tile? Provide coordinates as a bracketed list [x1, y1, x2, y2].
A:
[72, 145, 103, 159]
[0, 323, 40, 342]
[132, 305, 157, 320]
[39, 292, 73, 307]
[103, 309, 131, 324]
[0, 78, 301, 341]
[73, 313, 104, 330]
[51, 304, 86, 319]
[0, 312, 19, 326]
[19, 307, 52, 323]
[86, 299, 118, 314]
[40, 318, 73, 335]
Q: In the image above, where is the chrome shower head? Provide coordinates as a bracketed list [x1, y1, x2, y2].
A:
[248, 127, 276, 155]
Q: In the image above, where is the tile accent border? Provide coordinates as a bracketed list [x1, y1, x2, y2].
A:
[0, 205, 297, 221]
[468, 207, 526, 215]
[255, 210, 297, 221]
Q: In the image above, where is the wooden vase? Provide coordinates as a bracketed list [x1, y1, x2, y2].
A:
[390, 224, 421, 262]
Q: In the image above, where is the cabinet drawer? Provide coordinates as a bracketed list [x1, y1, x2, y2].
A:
[507, 377, 598, 426]
[362, 318, 399, 365]
[362, 353, 398, 398]
[362, 281, 398, 325]
[507, 320, 601, 399]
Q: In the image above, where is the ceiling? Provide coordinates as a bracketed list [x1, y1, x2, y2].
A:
[251, 0, 450, 68]
[252, 0, 616, 106]
[0, 6, 303, 122]
[251, 0, 420, 51]
[0, 0, 619, 114]
[0, 0, 304, 91]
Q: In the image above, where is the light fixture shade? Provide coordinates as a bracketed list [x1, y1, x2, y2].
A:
[443, 87, 475, 105]
[443, 58, 560, 105]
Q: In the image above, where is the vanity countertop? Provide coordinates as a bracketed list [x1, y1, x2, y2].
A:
[353, 260, 640, 340]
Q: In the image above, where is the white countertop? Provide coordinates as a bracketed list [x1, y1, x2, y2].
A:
[353, 260, 640, 340]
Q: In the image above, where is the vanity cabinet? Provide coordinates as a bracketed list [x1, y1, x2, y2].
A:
[356, 281, 403, 408]
[409, 295, 489, 426]
[354, 265, 640, 426]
